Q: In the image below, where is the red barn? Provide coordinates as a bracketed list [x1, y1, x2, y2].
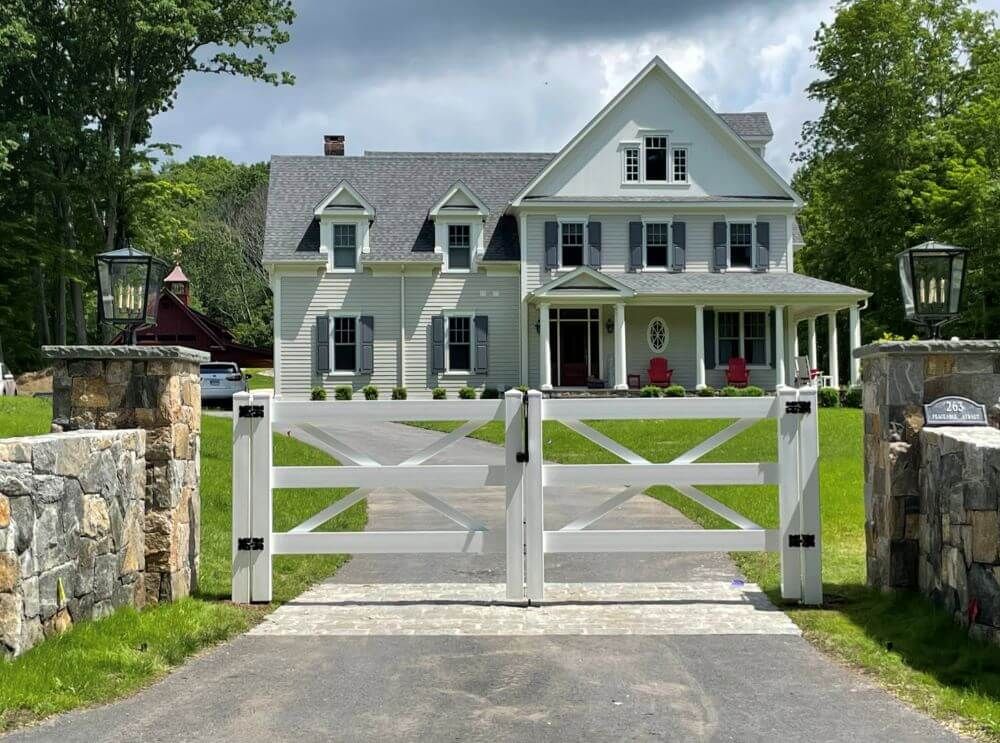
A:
[122, 265, 272, 368]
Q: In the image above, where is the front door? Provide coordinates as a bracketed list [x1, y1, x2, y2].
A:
[549, 308, 602, 387]
[559, 321, 589, 386]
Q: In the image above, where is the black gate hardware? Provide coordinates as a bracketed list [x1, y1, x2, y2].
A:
[788, 534, 816, 548]
[239, 404, 264, 418]
[785, 401, 812, 414]
[237, 537, 264, 551]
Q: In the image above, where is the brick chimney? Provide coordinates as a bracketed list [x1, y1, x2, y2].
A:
[323, 134, 345, 156]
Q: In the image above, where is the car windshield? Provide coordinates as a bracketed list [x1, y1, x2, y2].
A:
[201, 364, 238, 374]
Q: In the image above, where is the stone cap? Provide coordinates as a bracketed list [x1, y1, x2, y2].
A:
[42, 345, 210, 364]
[854, 340, 1000, 359]
[921, 425, 1000, 449]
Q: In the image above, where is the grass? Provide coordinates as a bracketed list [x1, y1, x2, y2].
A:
[408, 410, 1000, 741]
[245, 367, 274, 391]
[0, 397, 364, 730]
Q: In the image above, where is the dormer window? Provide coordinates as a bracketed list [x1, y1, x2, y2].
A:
[332, 224, 358, 270]
[447, 224, 471, 271]
[672, 147, 688, 182]
[644, 136, 668, 181]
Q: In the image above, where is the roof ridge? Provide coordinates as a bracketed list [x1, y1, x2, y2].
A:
[363, 150, 555, 159]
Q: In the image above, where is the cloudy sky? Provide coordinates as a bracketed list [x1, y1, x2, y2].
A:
[151, 0, 1000, 181]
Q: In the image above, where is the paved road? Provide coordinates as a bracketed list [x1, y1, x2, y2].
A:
[8, 421, 965, 742]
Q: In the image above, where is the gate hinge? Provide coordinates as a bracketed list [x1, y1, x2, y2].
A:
[788, 534, 816, 548]
[237, 537, 264, 551]
[239, 404, 264, 418]
[785, 401, 811, 414]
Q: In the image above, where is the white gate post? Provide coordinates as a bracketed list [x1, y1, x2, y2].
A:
[798, 386, 822, 605]
[524, 390, 545, 603]
[232, 391, 253, 603]
[249, 390, 274, 603]
[504, 389, 526, 602]
[776, 387, 802, 601]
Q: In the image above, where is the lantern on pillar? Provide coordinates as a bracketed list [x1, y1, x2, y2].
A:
[896, 241, 968, 338]
[95, 242, 170, 344]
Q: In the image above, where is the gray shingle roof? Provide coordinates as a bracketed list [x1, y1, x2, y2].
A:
[264, 153, 552, 263]
[522, 195, 792, 203]
[603, 271, 868, 297]
[718, 112, 773, 139]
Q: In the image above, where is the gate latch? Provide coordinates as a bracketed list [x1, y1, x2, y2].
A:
[788, 534, 816, 548]
[239, 404, 264, 419]
[785, 401, 812, 414]
[516, 391, 530, 463]
[237, 537, 264, 551]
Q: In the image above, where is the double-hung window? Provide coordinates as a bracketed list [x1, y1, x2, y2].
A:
[729, 223, 753, 269]
[560, 222, 585, 267]
[644, 136, 668, 181]
[672, 147, 688, 182]
[447, 315, 471, 371]
[447, 224, 471, 271]
[645, 222, 670, 269]
[716, 310, 768, 366]
[333, 316, 357, 371]
[624, 146, 640, 182]
[332, 224, 357, 270]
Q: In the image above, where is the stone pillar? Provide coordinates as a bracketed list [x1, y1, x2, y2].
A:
[44, 346, 208, 604]
[855, 340, 1000, 592]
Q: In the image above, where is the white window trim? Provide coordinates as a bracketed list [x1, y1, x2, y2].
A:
[646, 316, 669, 354]
[557, 218, 588, 271]
[319, 216, 368, 274]
[438, 218, 483, 273]
[714, 309, 771, 370]
[444, 223, 473, 274]
[619, 132, 692, 187]
[620, 141, 641, 183]
[641, 218, 673, 271]
[328, 311, 361, 375]
[726, 219, 757, 271]
[443, 310, 475, 375]
[671, 145, 690, 183]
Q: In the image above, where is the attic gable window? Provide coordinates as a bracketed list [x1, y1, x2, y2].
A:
[624, 147, 640, 182]
[672, 147, 688, 182]
[644, 136, 668, 181]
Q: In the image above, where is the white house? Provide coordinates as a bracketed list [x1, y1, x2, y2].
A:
[263, 57, 869, 398]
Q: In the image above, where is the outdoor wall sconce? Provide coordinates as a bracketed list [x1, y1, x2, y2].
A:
[896, 241, 968, 338]
[605, 317, 614, 334]
[95, 241, 170, 345]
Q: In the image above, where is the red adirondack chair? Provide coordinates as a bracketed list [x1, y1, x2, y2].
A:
[647, 357, 674, 387]
[725, 357, 750, 388]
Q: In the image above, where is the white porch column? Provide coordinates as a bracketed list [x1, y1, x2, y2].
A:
[614, 302, 627, 390]
[694, 305, 706, 390]
[827, 311, 840, 388]
[849, 304, 861, 387]
[791, 319, 799, 359]
[540, 303, 552, 390]
[808, 317, 818, 370]
[774, 305, 786, 388]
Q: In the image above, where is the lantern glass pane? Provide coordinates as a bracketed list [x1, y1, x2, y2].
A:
[106, 259, 150, 322]
[912, 254, 951, 315]
[144, 260, 169, 324]
[949, 253, 965, 314]
[898, 253, 915, 318]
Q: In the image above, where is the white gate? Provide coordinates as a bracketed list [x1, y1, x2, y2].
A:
[232, 387, 821, 606]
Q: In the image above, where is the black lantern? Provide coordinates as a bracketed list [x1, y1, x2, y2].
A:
[95, 243, 170, 344]
[896, 241, 968, 338]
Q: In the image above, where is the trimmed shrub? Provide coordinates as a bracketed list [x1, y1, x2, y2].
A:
[663, 384, 686, 398]
[310, 386, 327, 401]
[819, 386, 840, 408]
[842, 386, 862, 408]
[696, 386, 716, 397]
[640, 385, 663, 397]
[480, 386, 500, 399]
[432, 387, 447, 400]
[391, 387, 407, 400]
[720, 386, 764, 397]
[334, 386, 353, 401]
[362, 385, 379, 400]
[742, 385, 764, 397]
[720, 386, 742, 397]
[459, 386, 476, 400]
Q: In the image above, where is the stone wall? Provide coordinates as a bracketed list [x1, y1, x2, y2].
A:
[44, 345, 208, 604]
[919, 427, 1000, 645]
[0, 430, 146, 658]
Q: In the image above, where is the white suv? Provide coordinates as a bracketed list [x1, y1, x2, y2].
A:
[199, 362, 250, 408]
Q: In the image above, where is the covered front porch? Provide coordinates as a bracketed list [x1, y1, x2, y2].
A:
[527, 267, 871, 392]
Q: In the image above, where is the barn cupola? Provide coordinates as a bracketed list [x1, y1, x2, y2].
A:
[164, 264, 190, 306]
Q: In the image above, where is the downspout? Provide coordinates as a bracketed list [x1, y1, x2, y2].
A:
[400, 267, 406, 388]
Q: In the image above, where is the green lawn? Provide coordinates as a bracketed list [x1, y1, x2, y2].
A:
[0, 398, 363, 730]
[409, 410, 1000, 740]
[245, 367, 274, 391]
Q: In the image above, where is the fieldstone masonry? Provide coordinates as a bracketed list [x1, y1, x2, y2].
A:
[0, 430, 146, 658]
[43, 345, 208, 605]
[857, 340, 1000, 645]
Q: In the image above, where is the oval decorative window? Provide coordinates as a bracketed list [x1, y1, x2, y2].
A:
[647, 317, 669, 353]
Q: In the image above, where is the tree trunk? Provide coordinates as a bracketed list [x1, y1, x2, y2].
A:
[56, 269, 67, 345]
[72, 280, 87, 343]
[34, 265, 52, 346]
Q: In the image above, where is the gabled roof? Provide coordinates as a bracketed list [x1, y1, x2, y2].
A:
[605, 271, 869, 299]
[718, 113, 773, 140]
[313, 179, 375, 216]
[164, 265, 188, 283]
[511, 56, 801, 207]
[531, 266, 636, 298]
[429, 180, 490, 218]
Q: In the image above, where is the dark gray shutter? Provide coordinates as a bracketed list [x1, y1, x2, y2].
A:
[358, 315, 374, 374]
[769, 309, 777, 368]
[712, 222, 728, 272]
[474, 315, 489, 373]
[704, 309, 716, 370]
[431, 315, 445, 373]
[628, 221, 643, 272]
[587, 221, 602, 268]
[315, 315, 330, 374]
[544, 221, 559, 269]
[671, 221, 686, 272]
[755, 221, 770, 272]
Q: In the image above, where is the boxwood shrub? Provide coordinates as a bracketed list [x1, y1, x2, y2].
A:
[480, 386, 500, 399]
[391, 387, 407, 400]
[696, 386, 716, 397]
[721, 385, 765, 397]
[310, 386, 327, 401]
[459, 386, 476, 400]
[663, 384, 686, 397]
[640, 385, 663, 397]
[432, 387, 447, 400]
[362, 385, 379, 400]
[842, 386, 862, 408]
[819, 386, 841, 407]
[334, 386, 353, 401]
